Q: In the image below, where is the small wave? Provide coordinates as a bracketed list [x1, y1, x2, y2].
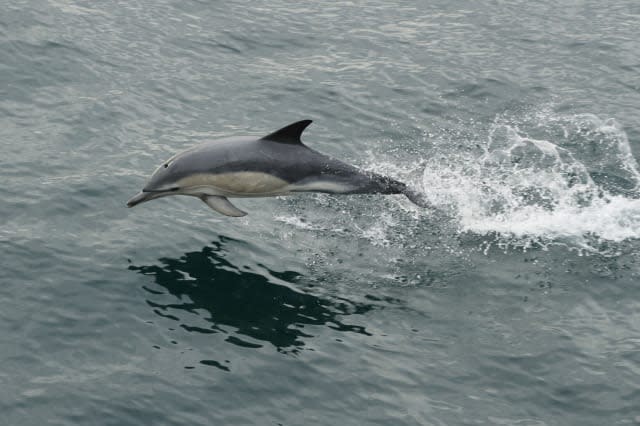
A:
[419, 108, 640, 254]
[275, 215, 324, 231]
[278, 108, 638, 257]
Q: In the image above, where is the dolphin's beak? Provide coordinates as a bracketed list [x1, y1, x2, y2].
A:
[126, 191, 155, 208]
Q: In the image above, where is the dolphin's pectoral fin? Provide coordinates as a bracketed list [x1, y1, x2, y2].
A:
[201, 196, 247, 217]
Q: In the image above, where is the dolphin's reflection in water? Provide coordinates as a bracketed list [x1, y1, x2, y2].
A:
[129, 236, 374, 357]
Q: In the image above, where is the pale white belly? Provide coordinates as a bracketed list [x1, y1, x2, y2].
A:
[177, 172, 291, 197]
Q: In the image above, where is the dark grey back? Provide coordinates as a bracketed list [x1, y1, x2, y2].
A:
[147, 136, 404, 195]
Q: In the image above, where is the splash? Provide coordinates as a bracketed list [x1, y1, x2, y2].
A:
[421, 110, 640, 254]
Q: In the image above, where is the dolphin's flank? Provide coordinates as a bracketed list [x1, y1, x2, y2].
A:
[127, 120, 428, 217]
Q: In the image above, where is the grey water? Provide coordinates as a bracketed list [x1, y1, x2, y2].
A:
[2, 1, 640, 425]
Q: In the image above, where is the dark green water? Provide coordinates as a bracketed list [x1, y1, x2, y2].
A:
[2, 1, 640, 425]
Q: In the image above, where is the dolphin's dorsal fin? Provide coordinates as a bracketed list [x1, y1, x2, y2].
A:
[261, 120, 312, 144]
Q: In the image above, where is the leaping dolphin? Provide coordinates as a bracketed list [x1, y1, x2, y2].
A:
[126, 120, 426, 217]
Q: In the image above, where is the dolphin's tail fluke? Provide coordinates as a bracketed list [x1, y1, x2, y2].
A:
[402, 188, 432, 208]
[374, 175, 431, 208]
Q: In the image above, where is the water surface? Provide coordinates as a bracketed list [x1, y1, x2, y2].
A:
[2, 1, 640, 425]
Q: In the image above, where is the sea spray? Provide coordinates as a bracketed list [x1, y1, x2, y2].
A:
[419, 109, 640, 255]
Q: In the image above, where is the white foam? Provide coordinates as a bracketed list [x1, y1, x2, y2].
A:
[277, 110, 639, 256]
[418, 110, 640, 254]
[274, 215, 322, 231]
[353, 212, 398, 247]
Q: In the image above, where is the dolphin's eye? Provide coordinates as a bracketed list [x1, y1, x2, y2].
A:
[164, 163, 169, 168]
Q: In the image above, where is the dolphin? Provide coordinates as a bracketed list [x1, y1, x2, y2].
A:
[126, 120, 426, 217]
